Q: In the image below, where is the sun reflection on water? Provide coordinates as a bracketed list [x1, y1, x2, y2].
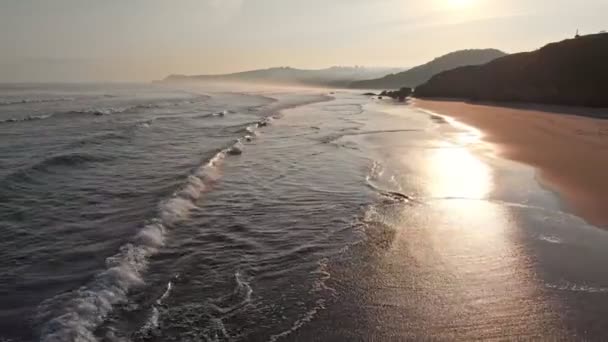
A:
[426, 143, 492, 200]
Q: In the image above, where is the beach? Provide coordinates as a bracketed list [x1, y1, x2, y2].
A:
[414, 99, 608, 228]
[3, 85, 608, 341]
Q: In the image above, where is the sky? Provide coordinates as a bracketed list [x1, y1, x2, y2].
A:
[1, 0, 606, 82]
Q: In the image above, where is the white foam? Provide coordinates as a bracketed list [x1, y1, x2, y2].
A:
[38, 151, 227, 341]
[0, 97, 74, 106]
[227, 142, 243, 156]
[136, 306, 161, 339]
[207, 272, 253, 315]
[39, 243, 152, 342]
[157, 281, 173, 305]
[366, 161, 384, 183]
[136, 222, 166, 248]
[538, 234, 563, 244]
[38, 106, 273, 340]
[136, 280, 174, 339]
[0, 114, 52, 124]
[546, 281, 608, 293]
[268, 259, 333, 342]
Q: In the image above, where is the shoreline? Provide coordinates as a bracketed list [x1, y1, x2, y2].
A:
[413, 98, 608, 228]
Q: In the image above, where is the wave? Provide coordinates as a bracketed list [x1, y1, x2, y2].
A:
[33, 153, 111, 172]
[538, 235, 563, 244]
[134, 271, 253, 341]
[136, 278, 175, 338]
[207, 271, 253, 315]
[365, 161, 416, 204]
[0, 97, 74, 106]
[64, 106, 139, 116]
[0, 106, 140, 126]
[0, 114, 52, 124]
[268, 259, 333, 342]
[76, 98, 207, 116]
[319, 128, 422, 144]
[546, 281, 608, 293]
[0, 153, 111, 187]
[36, 151, 225, 341]
[36, 116, 262, 341]
[0, 96, 211, 127]
[1, 153, 109, 183]
[322, 103, 364, 115]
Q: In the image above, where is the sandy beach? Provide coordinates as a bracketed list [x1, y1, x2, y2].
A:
[414, 99, 608, 228]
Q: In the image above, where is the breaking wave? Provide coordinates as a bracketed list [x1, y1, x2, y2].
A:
[0, 114, 52, 124]
[36, 150, 227, 341]
[0, 96, 210, 124]
[35, 113, 266, 342]
[546, 281, 608, 293]
[1, 153, 112, 186]
[538, 235, 563, 244]
[34, 153, 111, 170]
[0, 97, 74, 106]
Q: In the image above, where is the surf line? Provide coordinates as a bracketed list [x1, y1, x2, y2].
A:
[37, 113, 276, 342]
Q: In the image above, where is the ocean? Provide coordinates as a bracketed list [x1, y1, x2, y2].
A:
[1, 83, 608, 341]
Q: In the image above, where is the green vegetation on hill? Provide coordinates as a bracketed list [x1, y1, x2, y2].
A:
[415, 34, 608, 108]
[350, 49, 507, 89]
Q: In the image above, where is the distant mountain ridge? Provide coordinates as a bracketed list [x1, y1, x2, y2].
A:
[415, 33, 608, 108]
[162, 66, 407, 87]
[350, 49, 507, 89]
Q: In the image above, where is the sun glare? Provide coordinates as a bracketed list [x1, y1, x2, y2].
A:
[447, 0, 475, 8]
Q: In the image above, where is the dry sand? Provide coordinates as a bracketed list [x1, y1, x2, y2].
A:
[414, 99, 608, 228]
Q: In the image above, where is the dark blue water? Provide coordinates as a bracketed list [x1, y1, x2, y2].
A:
[2, 84, 608, 341]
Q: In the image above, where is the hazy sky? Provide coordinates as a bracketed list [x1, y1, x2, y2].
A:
[1, 0, 606, 82]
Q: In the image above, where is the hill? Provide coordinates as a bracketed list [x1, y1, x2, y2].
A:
[415, 34, 608, 108]
[349, 49, 507, 89]
[162, 66, 407, 87]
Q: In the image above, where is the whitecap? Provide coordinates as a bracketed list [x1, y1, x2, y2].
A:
[37, 103, 278, 340]
[38, 151, 227, 341]
[546, 281, 608, 293]
[227, 142, 243, 156]
[538, 234, 563, 244]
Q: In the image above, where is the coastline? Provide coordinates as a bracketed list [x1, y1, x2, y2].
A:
[413, 98, 608, 228]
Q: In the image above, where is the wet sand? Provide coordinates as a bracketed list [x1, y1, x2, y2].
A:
[414, 99, 608, 228]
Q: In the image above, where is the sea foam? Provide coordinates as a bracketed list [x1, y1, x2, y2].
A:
[37, 149, 230, 341]
[36, 102, 266, 340]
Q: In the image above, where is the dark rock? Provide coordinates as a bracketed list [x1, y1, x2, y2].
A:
[379, 87, 413, 102]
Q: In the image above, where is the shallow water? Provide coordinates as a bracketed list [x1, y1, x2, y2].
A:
[1, 85, 608, 341]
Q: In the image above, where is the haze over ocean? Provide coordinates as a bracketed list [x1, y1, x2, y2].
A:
[2, 0, 607, 82]
[2, 1, 608, 341]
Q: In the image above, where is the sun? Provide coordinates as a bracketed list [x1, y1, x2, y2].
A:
[447, 0, 475, 8]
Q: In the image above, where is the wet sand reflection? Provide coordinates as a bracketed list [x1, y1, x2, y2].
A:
[357, 123, 562, 339]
